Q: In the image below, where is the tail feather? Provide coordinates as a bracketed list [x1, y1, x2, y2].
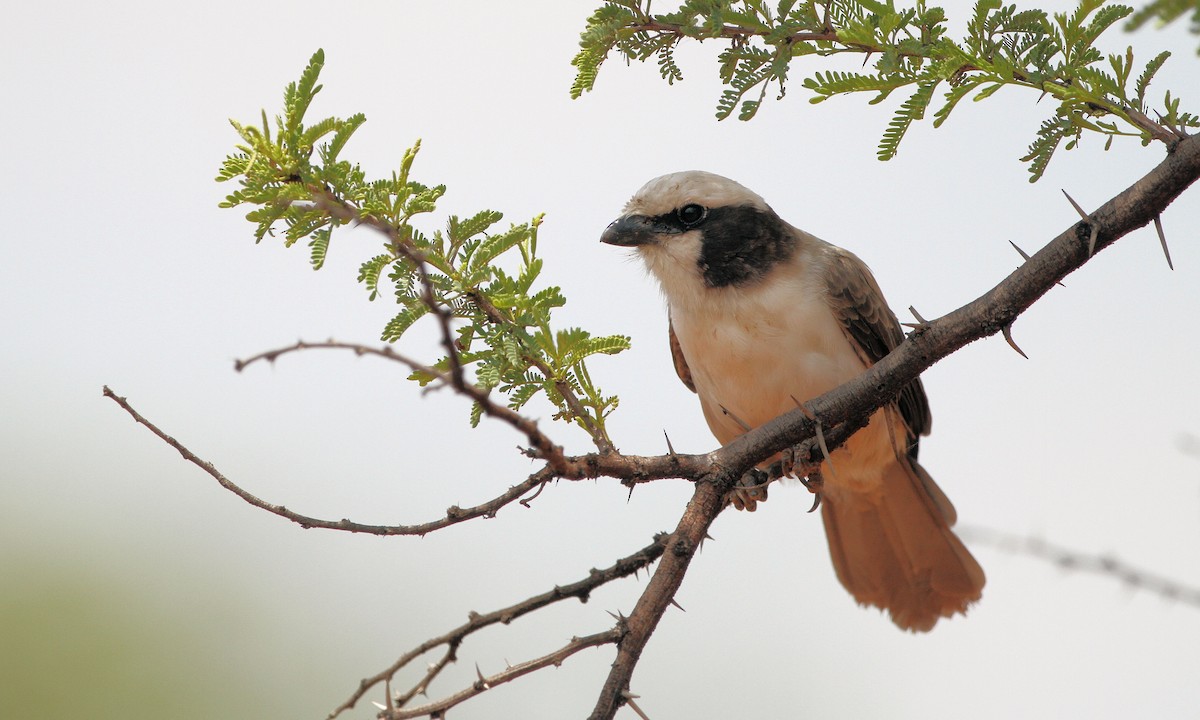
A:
[821, 458, 984, 632]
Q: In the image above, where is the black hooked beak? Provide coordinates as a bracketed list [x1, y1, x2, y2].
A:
[600, 214, 668, 247]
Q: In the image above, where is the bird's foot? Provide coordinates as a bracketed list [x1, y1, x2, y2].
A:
[728, 467, 771, 512]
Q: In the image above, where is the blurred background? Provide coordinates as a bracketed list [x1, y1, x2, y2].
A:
[3, 2, 1199, 718]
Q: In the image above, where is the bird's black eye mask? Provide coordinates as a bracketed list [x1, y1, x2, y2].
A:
[682, 204, 794, 288]
[602, 202, 793, 287]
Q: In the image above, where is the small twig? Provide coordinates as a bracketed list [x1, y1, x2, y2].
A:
[332, 535, 667, 718]
[385, 629, 623, 719]
[312, 187, 616, 455]
[103, 384, 565, 536]
[960, 526, 1200, 608]
[1153, 215, 1174, 271]
[393, 646, 456, 709]
[236, 339, 569, 471]
[467, 290, 616, 454]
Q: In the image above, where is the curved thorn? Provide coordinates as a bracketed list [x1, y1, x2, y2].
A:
[1154, 215, 1174, 271]
[1002, 323, 1029, 359]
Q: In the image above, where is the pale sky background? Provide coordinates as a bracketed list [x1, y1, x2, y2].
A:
[3, 2, 1200, 719]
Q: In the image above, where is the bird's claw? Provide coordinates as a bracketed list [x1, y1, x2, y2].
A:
[799, 469, 824, 513]
[728, 468, 770, 512]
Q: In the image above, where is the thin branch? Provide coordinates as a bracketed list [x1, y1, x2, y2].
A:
[960, 526, 1200, 607]
[103, 384, 563, 535]
[386, 629, 623, 719]
[624, 20, 1181, 145]
[234, 339, 570, 472]
[466, 288, 617, 453]
[331, 535, 668, 718]
[309, 187, 616, 454]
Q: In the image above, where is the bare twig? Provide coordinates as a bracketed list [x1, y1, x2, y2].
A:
[103, 384, 568, 535]
[960, 526, 1200, 608]
[385, 629, 623, 719]
[332, 535, 667, 718]
[234, 339, 569, 471]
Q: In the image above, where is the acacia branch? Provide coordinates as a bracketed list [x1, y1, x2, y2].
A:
[103, 380, 716, 537]
[331, 534, 668, 718]
[710, 134, 1200, 475]
[586, 134, 1200, 719]
[625, 19, 1181, 145]
[310, 188, 617, 454]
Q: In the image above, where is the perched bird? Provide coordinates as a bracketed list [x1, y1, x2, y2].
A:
[601, 170, 984, 631]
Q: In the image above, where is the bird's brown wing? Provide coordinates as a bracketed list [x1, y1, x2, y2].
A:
[667, 314, 696, 393]
[821, 246, 932, 449]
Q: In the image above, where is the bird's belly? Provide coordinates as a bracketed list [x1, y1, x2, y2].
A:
[673, 298, 895, 487]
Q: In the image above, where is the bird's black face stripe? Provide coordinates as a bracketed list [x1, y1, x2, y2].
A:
[690, 205, 793, 288]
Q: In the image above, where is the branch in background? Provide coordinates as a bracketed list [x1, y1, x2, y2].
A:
[330, 535, 669, 718]
[961, 526, 1200, 607]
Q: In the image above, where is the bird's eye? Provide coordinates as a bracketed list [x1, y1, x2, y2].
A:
[677, 204, 707, 227]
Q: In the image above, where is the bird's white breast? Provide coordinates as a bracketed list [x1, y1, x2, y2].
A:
[664, 253, 896, 486]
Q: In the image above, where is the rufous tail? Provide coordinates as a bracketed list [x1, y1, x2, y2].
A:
[820, 458, 985, 632]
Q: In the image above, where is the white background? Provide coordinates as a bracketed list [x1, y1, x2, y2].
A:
[3, 2, 1199, 718]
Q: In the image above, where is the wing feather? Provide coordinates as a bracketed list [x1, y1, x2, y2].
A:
[667, 315, 696, 393]
[820, 246, 932, 451]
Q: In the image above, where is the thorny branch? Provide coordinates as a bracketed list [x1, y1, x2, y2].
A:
[234, 339, 570, 472]
[106, 134, 1200, 719]
[331, 535, 668, 718]
[103, 382, 708, 536]
[383, 629, 623, 720]
[585, 132, 1200, 719]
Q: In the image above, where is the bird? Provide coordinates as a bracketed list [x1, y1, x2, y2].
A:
[600, 170, 984, 631]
